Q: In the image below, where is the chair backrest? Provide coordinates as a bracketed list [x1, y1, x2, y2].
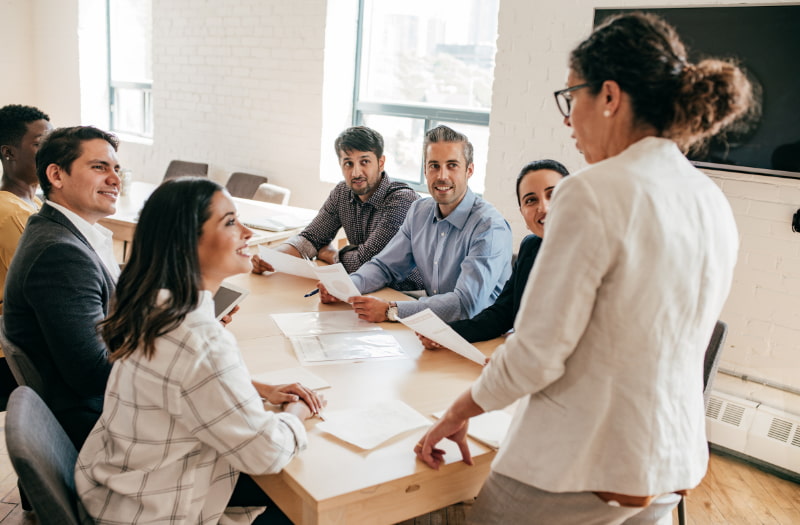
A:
[162, 160, 209, 181]
[6, 386, 81, 525]
[226, 172, 268, 199]
[703, 320, 728, 404]
[0, 317, 47, 400]
[253, 182, 291, 206]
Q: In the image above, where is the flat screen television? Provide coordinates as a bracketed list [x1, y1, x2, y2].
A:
[594, 6, 800, 180]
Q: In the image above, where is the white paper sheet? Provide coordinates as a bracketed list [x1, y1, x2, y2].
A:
[398, 309, 487, 366]
[317, 400, 432, 449]
[432, 409, 512, 449]
[258, 245, 318, 280]
[251, 366, 331, 391]
[313, 263, 362, 302]
[290, 330, 406, 365]
[271, 311, 380, 337]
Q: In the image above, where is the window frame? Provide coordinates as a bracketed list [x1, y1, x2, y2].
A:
[352, 0, 492, 193]
[106, 0, 153, 139]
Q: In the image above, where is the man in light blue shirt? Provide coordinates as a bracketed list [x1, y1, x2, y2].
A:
[320, 125, 512, 323]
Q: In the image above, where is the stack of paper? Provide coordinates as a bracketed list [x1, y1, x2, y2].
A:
[271, 311, 407, 365]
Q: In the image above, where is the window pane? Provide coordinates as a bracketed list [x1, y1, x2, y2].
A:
[113, 87, 151, 137]
[360, 0, 499, 110]
[361, 114, 425, 186]
[109, 0, 152, 83]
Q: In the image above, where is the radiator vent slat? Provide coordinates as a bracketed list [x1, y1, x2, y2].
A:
[792, 429, 800, 449]
[706, 397, 722, 420]
[721, 404, 746, 427]
[767, 418, 793, 443]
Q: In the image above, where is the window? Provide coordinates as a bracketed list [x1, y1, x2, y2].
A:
[353, 0, 499, 193]
[107, 0, 153, 138]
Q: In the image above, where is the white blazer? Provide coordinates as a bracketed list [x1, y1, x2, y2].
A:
[472, 137, 738, 496]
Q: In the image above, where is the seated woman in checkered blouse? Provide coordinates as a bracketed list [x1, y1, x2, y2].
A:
[75, 178, 324, 525]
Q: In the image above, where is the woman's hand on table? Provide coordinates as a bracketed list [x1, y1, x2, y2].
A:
[253, 380, 325, 415]
[415, 390, 484, 469]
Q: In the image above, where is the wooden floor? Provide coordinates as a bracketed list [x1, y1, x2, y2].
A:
[0, 404, 797, 524]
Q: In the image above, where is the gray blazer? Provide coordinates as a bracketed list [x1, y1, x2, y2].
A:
[3, 203, 114, 446]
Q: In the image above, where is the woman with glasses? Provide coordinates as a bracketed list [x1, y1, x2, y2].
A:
[418, 159, 569, 348]
[415, 12, 753, 524]
[75, 178, 324, 524]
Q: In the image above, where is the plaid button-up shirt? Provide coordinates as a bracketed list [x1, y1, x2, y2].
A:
[286, 172, 424, 290]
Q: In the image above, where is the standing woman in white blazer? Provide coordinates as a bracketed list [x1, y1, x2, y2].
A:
[415, 12, 754, 525]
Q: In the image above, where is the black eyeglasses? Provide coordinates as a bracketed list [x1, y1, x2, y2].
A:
[553, 83, 591, 118]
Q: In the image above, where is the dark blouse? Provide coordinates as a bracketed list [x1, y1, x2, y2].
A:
[449, 234, 542, 343]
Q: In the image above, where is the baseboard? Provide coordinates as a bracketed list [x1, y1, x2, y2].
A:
[710, 443, 800, 485]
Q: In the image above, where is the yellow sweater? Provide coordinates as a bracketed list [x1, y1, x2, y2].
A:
[0, 191, 41, 315]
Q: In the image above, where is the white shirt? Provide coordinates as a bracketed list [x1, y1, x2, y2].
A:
[472, 137, 738, 496]
[46, 200, 121, 280]
[75, 291, 308, 524]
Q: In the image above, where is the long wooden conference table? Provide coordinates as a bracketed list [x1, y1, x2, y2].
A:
[224, 270, 505, 525]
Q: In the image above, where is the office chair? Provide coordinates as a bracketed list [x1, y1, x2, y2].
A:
[162, 160, 209, 181]
[677, 320, 728, 525]
[253, 183, 291, 206]
[0, 317, 47, 400]
[225, 172, 268, 199]
[6, 386, 82, 525]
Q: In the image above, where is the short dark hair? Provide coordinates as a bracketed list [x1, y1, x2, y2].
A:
[0, 104, 50, 147]
[569, 12, 753, 153]
[515, 159, 570, 205]
[334, 126, 384, 160]
[36, 126, 119, 198]
[423, 125, 474, 166]
[101, 177, 222, 361]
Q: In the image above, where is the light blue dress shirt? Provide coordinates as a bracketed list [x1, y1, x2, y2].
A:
[350, 189, 512, 322]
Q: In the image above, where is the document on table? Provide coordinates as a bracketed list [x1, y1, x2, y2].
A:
[313, 264, 361, 302]
[432, 409, 512, 449]
[317, 400, 432, 450]
[271, 311, 379, 337]
[290, 330, 406, 365]
[257, 246, 362, 302]
[251, 366, 331, 391]
[258, 245, 318, 280]
[398, 309, 488, 365]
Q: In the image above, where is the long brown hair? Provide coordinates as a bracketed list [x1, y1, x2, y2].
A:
[100, 177, 221, 361]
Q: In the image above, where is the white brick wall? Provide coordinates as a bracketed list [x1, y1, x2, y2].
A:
[121, 0, 334, 209]
[486, 0, 800, 413]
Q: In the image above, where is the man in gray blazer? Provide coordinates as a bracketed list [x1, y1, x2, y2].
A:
[4, 126, 121, 448]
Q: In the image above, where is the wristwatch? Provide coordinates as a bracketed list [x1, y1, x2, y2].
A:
[386, 301, 399, 322]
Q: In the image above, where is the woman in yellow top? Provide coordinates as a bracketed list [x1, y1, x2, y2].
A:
[0, 104, 53, 313]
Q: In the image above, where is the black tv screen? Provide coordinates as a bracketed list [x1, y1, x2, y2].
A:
[594, 6, 800, 179]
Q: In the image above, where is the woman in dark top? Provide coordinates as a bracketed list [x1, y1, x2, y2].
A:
[421, 159, 569, 347]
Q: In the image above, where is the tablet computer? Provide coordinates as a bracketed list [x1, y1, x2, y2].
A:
[213, 282, 250, 320]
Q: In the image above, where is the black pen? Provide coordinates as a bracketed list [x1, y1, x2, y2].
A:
[304, 289, 320, 298]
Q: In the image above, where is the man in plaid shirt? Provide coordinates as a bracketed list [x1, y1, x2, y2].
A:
[252, 126, 423, 290]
